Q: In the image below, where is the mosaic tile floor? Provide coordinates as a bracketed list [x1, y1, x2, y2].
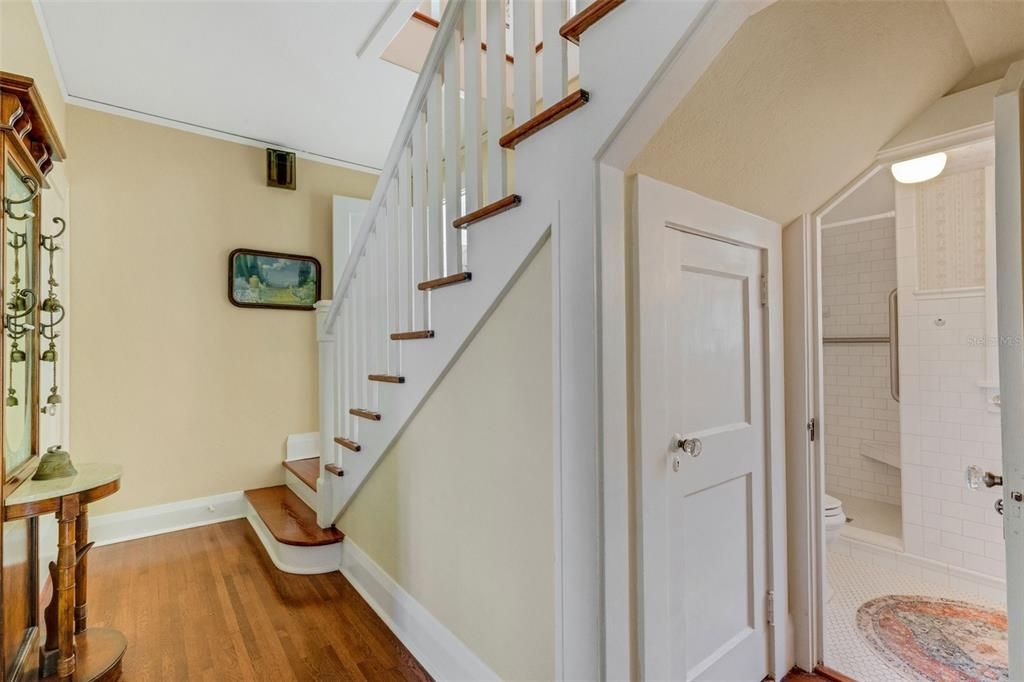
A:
[824, 551, 1007, 681]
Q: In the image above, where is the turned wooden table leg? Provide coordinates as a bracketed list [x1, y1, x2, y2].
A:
[56, 494, 79, 681]
[75, 503, 89, 634]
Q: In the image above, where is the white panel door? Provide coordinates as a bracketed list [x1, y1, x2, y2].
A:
[995, 60, 1024, 678]
[638, 176, 771, 681]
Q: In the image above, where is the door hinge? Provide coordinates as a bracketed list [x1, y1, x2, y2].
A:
[760, 275, 768, 307]
[767, 590, 775, 626]
[807, 417, 816, 442]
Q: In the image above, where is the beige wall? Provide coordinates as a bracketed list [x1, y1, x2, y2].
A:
[67, 105, 376, 512]
[631, 0, 973, 225]
[339, 242, 555, 681]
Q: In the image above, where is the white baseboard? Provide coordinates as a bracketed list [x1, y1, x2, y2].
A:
[833, 535, 1007, 604]
[340, 539, 498, 681]
[88, 490, 247, 546]
[244, 500, 341, 575]
[38, 490, 248, 568]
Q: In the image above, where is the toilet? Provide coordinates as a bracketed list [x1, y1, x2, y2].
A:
[823, 494, 846, 602]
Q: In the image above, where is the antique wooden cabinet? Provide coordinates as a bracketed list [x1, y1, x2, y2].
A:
[0, 72, 66, 682]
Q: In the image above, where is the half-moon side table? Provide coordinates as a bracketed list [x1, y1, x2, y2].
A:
[5, 463, 125, 681]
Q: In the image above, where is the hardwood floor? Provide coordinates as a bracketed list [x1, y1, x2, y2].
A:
[85, 519, 430, 681]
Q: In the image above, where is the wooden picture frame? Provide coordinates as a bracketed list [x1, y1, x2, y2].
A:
[228, 248, 321, 311]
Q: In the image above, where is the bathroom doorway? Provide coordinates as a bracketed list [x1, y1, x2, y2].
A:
[806, 137, 1010, 679]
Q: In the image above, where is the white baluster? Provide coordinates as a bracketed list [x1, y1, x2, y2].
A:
[353, 267, 363, 421]
[444, 25, 462, 274]
[386, 182, 400, 374]
[375, 206, 388, 397]
[542, 0, 567, 107]
[361, 246, 372, 406]
[398, 146, 412, 336]
[486, 0, 507, 202]
[412, 110, 428, 330]
[345, 296, 355, 436]
[513, 0, 536, 124]
[463, 0, 482, 216]
[365, 228, 378, 409]
[428, 72, 444, 283]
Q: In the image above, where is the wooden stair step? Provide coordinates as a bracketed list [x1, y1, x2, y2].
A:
[350, 408, 381, 421]
[418, 272, 471, 291]
[282, 457, 319, 492]
[391, 330, 435, 340]
[334, 436, 362, 452]
[324, 463, 344, 477]
[368, 374, 405, 384]
[560, 0, 625, 45]
[453, 194, 522, 229]
[244, 485, 343, 547]
[499, 90, 589, 149]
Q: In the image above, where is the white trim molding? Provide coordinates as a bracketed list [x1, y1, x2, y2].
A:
[340, 539, 499, 681]
[245, 501, 342, 575]
[38, 490, 248, 569]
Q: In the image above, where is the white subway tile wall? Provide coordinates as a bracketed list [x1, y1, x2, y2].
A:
[822, 219, 902, 508]
[896, 173, 1005, 581]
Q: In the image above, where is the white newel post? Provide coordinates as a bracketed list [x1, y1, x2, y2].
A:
[315, 300, 336, 528]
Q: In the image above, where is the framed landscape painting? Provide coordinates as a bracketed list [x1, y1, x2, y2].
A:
[228, 248, 321, 311]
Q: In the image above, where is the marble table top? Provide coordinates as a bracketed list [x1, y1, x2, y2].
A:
[6, 462, 122, 506]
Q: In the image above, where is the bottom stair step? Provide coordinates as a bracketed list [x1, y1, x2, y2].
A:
[244, 485, 343, 547]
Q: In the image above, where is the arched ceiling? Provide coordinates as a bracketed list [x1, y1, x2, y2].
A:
[631, 0, 1024, 226]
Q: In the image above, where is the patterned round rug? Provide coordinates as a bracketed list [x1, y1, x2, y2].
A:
[857, 595, 1008, 681]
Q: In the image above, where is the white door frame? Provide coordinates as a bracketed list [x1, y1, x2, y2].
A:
[786, 124, 996, 670]
[633, 174, 788, 680]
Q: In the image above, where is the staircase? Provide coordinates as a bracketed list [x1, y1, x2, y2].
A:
[302, 0, 630, 531]
[247, 0, 720, 589]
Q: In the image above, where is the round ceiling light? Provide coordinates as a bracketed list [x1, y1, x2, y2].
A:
[891, 152, 947, 184]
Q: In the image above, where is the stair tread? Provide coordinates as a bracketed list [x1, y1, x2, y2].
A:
[391, 330, 435, 341]
[418, 272, 472, 291]
[335, 436, 362, 451]
[282, 457, 319, 492]
[324, 463, 344, 477]
[350, 408, 381, 421]
[368, 374, 405, 384]
[499, 90, 589, 149]
[245, 485, 343, 547]
[560, 0, 625, 45]
[453, 194, 522, 229]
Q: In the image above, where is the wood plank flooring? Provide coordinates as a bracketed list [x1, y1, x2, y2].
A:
[86, 519, 430, 681]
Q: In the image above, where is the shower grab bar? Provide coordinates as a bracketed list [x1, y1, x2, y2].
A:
[889, 288, 899, 403]
[822, 337, 889, 344]
[820, 289, 900, 402]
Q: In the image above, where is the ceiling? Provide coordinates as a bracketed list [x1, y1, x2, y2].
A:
[631, 0, 1024, 226]
[38, 0, 421, 171]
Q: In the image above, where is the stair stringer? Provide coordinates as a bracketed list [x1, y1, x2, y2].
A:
[324, 200, 556, 522]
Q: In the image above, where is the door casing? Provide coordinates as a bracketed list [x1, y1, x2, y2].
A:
[785, 123, 999, 670]
[633, 174, 788, 680]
